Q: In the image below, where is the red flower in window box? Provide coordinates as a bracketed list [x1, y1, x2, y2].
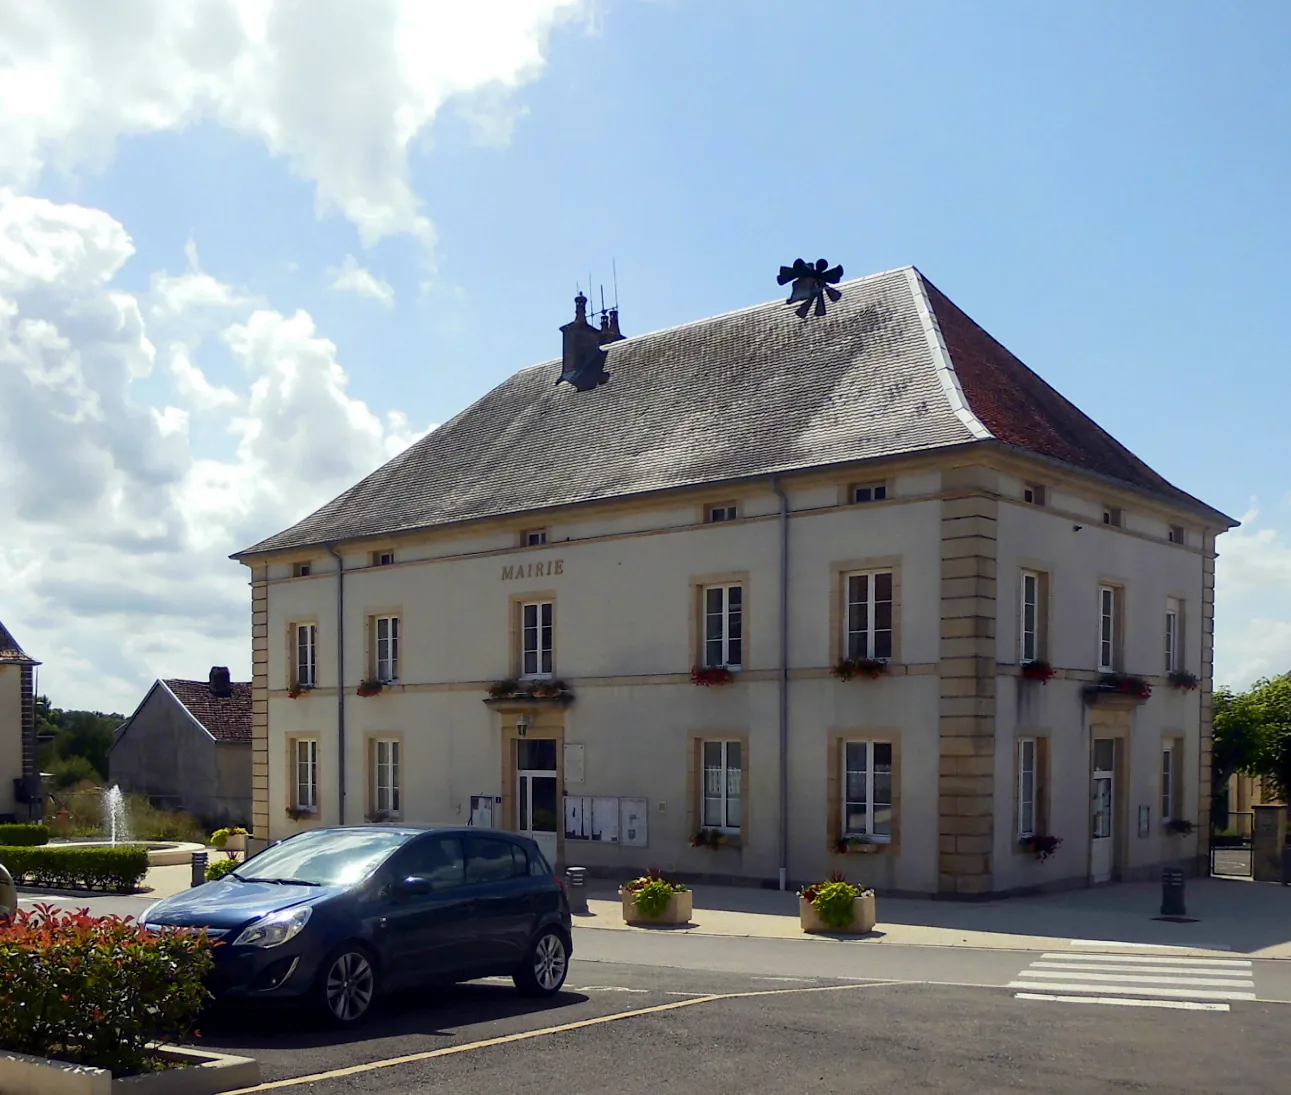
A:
[1020, 834, 1062, 862]
[831, 658, 888, 681]
[691, 665, 735, 687]
[356, 679, 384, 698]
[1099, 673, 1152, 699]
[287, 681, 304, 699]
[1020, 660, 1056, 684]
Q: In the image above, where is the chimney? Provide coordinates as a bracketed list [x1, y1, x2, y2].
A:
[209, 666, 232, 698]
[557, 292, 611, 392]
[599, 307, 624, 345]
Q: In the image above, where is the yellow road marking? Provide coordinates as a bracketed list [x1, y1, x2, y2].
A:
[225, 980, 909, 1093]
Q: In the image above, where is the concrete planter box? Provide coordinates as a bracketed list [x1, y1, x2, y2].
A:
[621, 889, 693, 925]
[0, 1046, 259, 1095]
[219, 835, 246, 855]
[799, 892, 877, 934]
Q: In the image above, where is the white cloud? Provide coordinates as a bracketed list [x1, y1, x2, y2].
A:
[0, 0, 586, 248]
[0, 191, 431, 710]
[1215, 506, 1291, 690]
[152, 240, 255, 319]
[325, 255, 395, 307]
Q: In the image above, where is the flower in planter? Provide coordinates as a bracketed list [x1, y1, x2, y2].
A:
[1165, 818, 1196, 835]
[365, 810, 392, 824]
[690, 665, 735, 687]
[1096, 673, 1152, 699]
[1020, 659, 1056, 684]
[798, 873, 875, 931]
[209, 826, 248, 849]
[529, 679, 569, 699]
[621, 868, 688, 919]
[356, 678, 384, 697]
[689, 828, 725, 849]
[285, 805, 316, 821]
[488, 678, 521, 699]
[287, 680, 305, 699]
[832, 657, 888, 681]
[1168, 670, 1199, 692]
[1020, 834, 1062, 862]
[833, 834, 879, 854]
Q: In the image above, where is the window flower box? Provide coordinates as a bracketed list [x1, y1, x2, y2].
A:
[620, 871, 692, 925]
[356, 679, 383, 698]
[284, 806, 316, 822]
[286, 681, 306, 699]
[1019, 834, 1062, 862]
[798, 876, 877, 934]
[689, 828, 733, 849]
[833, 835, 882, 855]
[1020, 659, 1056, 684]
[1083, 674, 1151, 705]
[1168, 670, 1198, 692]
[483, 679, 574, 708]
[690, 665, 735, 687]
[831, 658, 889, 681]
[1165, 818, 1196, 835]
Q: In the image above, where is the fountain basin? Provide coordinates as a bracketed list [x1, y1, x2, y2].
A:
[49, 840, 207, 867]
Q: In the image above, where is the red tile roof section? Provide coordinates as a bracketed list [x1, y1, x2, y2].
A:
[163, 678, 252, 743]
[923, 276, 1214, 514]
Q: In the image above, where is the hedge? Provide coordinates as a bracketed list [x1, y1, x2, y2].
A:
[0, 823, 49, 847]
[0, 845, 150, 892]
[0, 904, 214, 1075]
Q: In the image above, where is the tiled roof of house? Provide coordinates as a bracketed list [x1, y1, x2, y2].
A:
[163, 679, 252, 743]
[236, 266, 1230, 557]
[0, 618, 37, 665]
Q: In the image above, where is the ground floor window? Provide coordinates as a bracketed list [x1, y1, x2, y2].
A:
[292, 739, 318, 812]
[702, 740, 742, 832]
[842, 741, 892, 841]
[371, 738, 401, 817]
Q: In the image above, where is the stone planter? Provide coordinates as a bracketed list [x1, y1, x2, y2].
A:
[799, 892, 877, 934]
[621, 889, 693, 926]
[0, 1046, 259, 1095]
[220, 834, 246, 855]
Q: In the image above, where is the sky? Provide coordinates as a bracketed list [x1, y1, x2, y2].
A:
[2, 0, 1289, 713]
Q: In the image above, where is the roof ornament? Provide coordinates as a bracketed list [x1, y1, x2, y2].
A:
[777, 258, 844, 319]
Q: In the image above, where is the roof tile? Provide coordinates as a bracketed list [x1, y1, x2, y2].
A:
[163, 679, 252, 743]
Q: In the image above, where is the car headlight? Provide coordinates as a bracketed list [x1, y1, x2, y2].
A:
[231, 905, 312, 948]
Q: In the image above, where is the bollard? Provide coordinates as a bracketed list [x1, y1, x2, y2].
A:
[564, 866, 588, 914]
[1160, 867, 1186, 917]
[191, 850, 208, 888]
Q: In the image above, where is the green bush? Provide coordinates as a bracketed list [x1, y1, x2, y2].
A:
[205, 857, 239, 882]
[0, 845, 150, 892]
[632, 878, 677, 918]
[0, 904, 214, 1076]
[209, 826, 249, 848]
[812, 880, 861, 930]
[0, 823, 49, 847]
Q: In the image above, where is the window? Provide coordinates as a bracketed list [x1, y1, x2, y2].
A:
[1164, 598, 1180, 673]
[1018, 739, 1036, 838]
[371, 738, 401, 816]
[1020, 571, 1040, 663]
[1098, 585, 1118, 672]
[702, 741, 742, 833]
[1102, 506, 1122, 527]
[371, 550, 395, 567]
[1161, 745, 1176, 822]
[294, 623, 317, 687]
[703, 585, 743, 668]
[1023, 483, 1046, 506]
[844, 571, 893, 661]
[373, 615, 400, 682]
[292, 562, 311, 578]
[1168, 525, 1186, 545]
[523, 529, 548, 547]
[706, 503, 738, 523]
[842, 741, 892, 842]
[293, 739, 318, 812]
[398, 835, 465, 890]
[521, 601, 554, 678]
[466, 838, 527, 884]
[851, 483, 887, 504]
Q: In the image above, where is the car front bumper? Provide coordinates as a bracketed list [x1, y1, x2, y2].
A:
[205, 935, 324, 1000]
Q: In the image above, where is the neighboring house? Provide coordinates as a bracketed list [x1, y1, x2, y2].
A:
[233, 266, 1234, 897]
[109, 667, 252, 827]
[0, 618, 40, 823]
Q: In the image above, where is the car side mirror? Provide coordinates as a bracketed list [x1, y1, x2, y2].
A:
[397, 875, 435, 896]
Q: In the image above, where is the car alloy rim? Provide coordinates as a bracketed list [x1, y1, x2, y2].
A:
[534, 932, 567, 991]
[326, 952, 374, 1021]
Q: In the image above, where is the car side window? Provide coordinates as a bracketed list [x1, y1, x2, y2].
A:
[467, 837, 525, 884]
[398, 836, 465, 890]
[528, 844, 550, 876]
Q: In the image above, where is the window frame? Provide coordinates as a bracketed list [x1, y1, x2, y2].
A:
[294, 622, 317, 688]
[1168, 525, 1186, 545]
[1164, 597, 1180, 674]
[522, 528, 548, 547]
[705, 502, 738, 524]
[843, 570, 894, 662]
[1020, 571, 1040, 663]
[702, 583, 744, 669]
[292, 738, 318, 813]
[519, 600, 554, 679]
[1161, 744, 1176, 823]
[841, 740, 893, 844]
[1017, 738, 1037, 839]
[850, 482, 888, 505]
[371, 550, 395, 567]
[1097, 584, 1119, 672]
[701, 739, 743, 834]
[1023, 483, 1046, 506]
[292, 562, 312, 578]
[370, 737, 402, 818]
[373, 614, 400, 682]
[1102, 506, 1122, 527]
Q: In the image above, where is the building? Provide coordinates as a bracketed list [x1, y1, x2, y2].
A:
[0, 618, 40, 823]
[233, 266, 1234, 897]
[109, 668, 252, 827]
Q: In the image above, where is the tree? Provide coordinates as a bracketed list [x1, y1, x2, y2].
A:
[34, 697, 126, 785]
[1249, 674, 1291, 802]
[1212, 674, 1291, 814]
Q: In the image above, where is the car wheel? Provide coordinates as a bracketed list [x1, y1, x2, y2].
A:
[317, 946, 378, 1026]
[514, 927, 569, 998]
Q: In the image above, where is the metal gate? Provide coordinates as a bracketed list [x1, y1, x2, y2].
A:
[1210, 811, 1253, 877]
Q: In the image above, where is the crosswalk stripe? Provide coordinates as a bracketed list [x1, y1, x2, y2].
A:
[1018, 969, 1254, 988]
[1014, 993, 1230, 1012]
[1041, 952, 1251, 968]
[1009, 980, 1255, 1002]
[1031, 961, 1253, 978]
[1070, 939, 1232, 951]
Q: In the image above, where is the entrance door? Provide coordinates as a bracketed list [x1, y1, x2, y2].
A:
[517, 738, 559, 868]
[1091, 738, 1115, 883]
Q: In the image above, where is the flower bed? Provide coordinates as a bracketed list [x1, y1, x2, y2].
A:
[798, 875, 877, 934]
[0, 845, 150, 892]
[0, 905, 215, 1077]
[620, 870, 692, 925]
[0, 824, 49, 848]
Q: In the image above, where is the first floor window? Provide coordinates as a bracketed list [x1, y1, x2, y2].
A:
[702, 740, 742, 832]
[521, 601, 553, 677]
[1098, 585, 1117, 671]
[1164, 598, 1180, 674]
[375, 615, 400, 681]
[293, 739, 318, 811]
[372, 739, 401, 816]
[1018, 739, 1037, 838]
[845, 571, 893, 660]
[843, 741, 892, 841]
[295, 623, 316, 687]
[1020, 572, 1039, 662]
[703, 585, 743, 668]
[1162, 746, 1176, 821]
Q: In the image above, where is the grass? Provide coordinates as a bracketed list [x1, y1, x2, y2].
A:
[51, 785, 206, 844]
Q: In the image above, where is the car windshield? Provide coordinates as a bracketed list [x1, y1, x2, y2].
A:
[233, 828, 412, 887]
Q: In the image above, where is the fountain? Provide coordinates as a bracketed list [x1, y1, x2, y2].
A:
[103, 784, 132, 845]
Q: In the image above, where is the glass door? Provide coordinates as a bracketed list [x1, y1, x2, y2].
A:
[517, 738, 559, 868]
[1091, 739, 1115, 883]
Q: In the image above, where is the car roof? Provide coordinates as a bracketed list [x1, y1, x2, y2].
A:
[303, 824, 531, 842]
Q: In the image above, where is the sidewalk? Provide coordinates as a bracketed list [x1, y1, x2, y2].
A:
[576, 875, 1291, 958]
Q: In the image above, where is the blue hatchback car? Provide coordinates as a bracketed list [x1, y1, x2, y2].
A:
[139, 825, 573, 1025]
